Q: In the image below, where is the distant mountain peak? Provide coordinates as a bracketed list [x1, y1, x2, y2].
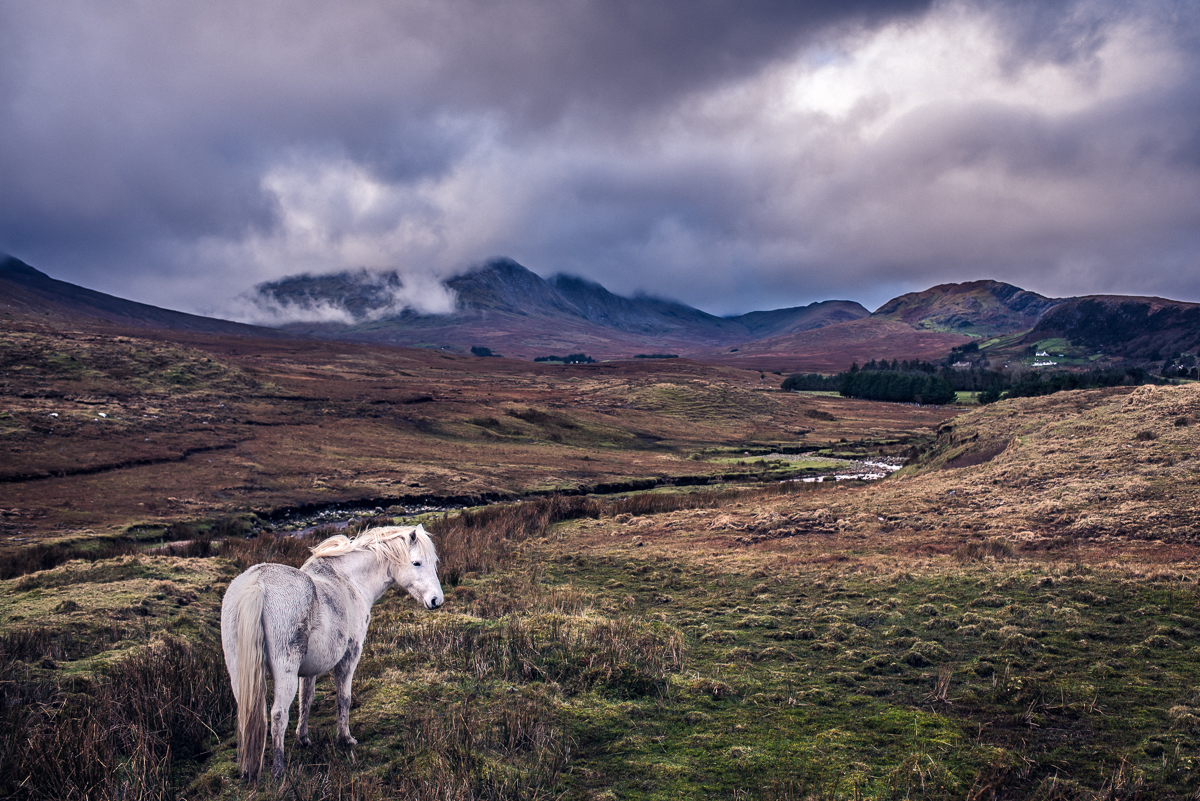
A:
[873, 279, 1061, 337]
[1024, 294, 1200, 359]
[228, 256, 886, 356]
[9, 255, 1198, 369]
[447, 258, 577, 317]
[728, 300, 870, 338]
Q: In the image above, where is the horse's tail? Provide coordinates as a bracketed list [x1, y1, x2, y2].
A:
[234, 578, 268, 781]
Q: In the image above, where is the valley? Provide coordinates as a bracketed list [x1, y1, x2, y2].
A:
[3, 264, 1200, 799]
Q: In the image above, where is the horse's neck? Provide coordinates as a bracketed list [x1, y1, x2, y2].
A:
[310, 551, 392, 605]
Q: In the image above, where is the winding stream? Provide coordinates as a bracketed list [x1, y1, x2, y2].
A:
[272, 454, 907, 535]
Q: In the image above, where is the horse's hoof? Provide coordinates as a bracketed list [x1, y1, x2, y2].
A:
[338, 736, 358, 747]
[298, 735, 312, 748]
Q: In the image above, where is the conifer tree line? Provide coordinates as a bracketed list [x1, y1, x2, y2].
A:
[781, 359, 960, 404]
[783, 354, 1174, 405]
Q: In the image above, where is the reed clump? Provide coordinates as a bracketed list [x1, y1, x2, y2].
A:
[0, 635, 233, 800]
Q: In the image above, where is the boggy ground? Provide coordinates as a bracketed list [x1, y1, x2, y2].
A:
[0, 317, 954, 547]
[2, 383, 1200, 799]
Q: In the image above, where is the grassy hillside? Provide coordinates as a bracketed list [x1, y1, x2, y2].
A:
[872, 280, 1059, 338]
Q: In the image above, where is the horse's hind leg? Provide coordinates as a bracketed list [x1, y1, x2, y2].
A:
[270, 670, 299, 778]
[296, 676, 315, 747]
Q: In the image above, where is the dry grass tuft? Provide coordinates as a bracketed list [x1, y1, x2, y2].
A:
[0, 635, 232, 800]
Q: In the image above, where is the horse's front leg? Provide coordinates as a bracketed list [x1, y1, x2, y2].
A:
[296, 676, 316, 747]
[270, 670, 300, 779]
[331, 642, 363, 746]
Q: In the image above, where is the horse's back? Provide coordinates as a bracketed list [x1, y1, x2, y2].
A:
[223, 562, 313, 623]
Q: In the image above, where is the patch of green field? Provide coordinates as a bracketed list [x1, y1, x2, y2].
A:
[0, 555, 228, 670]
[709, 455, 845, 472]
[1024, 338, 1100, 367]
[1030, 338, 1073, 354]
[507, 546, 1199, 799]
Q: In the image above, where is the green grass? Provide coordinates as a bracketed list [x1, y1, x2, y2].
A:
[709, 455, 846, 472]
[1023, 339, 1100, 367]
[511, 546, 1200, 798]
[1030, 338, 1072, 353]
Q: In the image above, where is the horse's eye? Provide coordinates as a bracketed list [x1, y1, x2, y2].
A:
[412, 561, 422, 567]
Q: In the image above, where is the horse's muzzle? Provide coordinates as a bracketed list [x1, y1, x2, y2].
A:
[427, 597, 443, 609]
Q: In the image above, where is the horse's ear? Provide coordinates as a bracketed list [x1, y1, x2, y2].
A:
[409, 528, 418, 544]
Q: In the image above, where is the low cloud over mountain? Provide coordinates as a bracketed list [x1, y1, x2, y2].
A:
[236, 258, 871, 358]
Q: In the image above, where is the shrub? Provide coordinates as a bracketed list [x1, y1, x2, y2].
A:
[533, 353, 594, 364]
[0, 540, 139, 581]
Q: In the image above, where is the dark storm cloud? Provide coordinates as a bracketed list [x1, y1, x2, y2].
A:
[410, 0, 935, 123]
[528, 0, 1200, 312]
[0, 0, 934, 310]
[2, 0, 1199, 316]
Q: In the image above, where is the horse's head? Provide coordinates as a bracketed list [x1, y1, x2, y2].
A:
[389, 524, 443, 610]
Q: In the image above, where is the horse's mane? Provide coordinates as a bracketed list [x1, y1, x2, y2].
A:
[303, 525, 438, 568]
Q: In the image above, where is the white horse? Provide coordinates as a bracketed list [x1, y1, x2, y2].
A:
[221, 524, 443, 781]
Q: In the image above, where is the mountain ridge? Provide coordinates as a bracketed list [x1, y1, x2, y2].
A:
[0, 255, 290, 338]
[1022, 295, 1200, 359]
[7, 254, 1199, 371]
[252, 258, 874, 358]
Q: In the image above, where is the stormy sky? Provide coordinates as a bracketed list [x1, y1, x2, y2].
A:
[2, 0, 1199, 318]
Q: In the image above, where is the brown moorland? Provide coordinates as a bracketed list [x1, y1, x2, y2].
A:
[694, 316, 972, 373]
[0, 311, 955, 547]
